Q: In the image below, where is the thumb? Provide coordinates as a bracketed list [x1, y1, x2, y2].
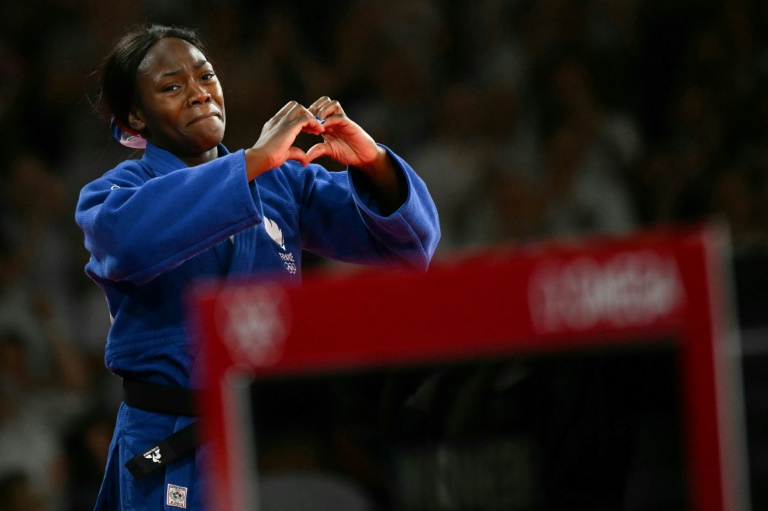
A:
[306, 142, 332, 163]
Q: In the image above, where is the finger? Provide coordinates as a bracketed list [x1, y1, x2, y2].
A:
[316, 113, 356, 135]
[285, 101, 314, 120]
[315, 98, 344, 121]
[286, 146, 310, 167]
[300, 114, 326, 135]
[266, 101, 304, 132]
[274, 100, 300, 119]
[302, 123, 325, 136]
[306, 142, 332, 163]
[278, 104, 324, 136]
[316, 113, 346, 128]
[287, 102, 325, 129]
[316, 99, 345, 121]
[307, 96, 332, 115]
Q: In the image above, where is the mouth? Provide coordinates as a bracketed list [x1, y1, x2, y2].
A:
[188, 112, 222, 126]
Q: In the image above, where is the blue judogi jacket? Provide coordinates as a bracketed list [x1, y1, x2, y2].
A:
[75, 142, 440, 510]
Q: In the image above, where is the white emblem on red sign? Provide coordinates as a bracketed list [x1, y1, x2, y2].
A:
[215, 285, 291, 367]
[528, 251, 685, 332]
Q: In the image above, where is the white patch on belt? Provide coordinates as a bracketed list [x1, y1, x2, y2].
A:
[167, 484, 187, 508]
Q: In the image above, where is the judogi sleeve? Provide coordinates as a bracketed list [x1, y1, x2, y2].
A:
[297, 145, 440, 270]
[76, 150, 259, 285]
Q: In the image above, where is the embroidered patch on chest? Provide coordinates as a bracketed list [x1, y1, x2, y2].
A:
[167, 484, 188, 508]
[264, 216, 297, 274]
[263, 216, 285, 250]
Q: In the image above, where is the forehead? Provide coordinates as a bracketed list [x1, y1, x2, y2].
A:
[138, 37, 207, 77]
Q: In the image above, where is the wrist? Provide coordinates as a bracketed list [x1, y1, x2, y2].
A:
[355, 146, 403, 199]
[244, 147, 271, 181]
[356, 145, 389, 177]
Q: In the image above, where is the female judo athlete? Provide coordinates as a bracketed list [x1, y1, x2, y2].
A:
[75, 24, 440, 510]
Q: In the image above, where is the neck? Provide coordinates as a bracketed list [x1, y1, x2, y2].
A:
[179, 146, 219, 167]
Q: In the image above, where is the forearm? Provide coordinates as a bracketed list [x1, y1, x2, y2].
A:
[300, 147, 440, 270]
[354, 145, 408, 216]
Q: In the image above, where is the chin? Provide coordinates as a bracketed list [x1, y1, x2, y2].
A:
[196, 134, 225, 152]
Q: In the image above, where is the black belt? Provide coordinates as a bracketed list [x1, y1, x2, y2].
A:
[122, 379, 200, 480]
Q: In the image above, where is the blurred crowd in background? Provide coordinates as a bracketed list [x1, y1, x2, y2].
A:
[1, 0, 767, 509]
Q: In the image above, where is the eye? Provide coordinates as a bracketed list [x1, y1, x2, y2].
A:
[162, 83, 180, 93]
[201, 72, 216, 81]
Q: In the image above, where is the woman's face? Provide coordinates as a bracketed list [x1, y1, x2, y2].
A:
[129, 37, 225, 159]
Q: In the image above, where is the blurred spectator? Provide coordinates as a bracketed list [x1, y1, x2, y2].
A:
[0, 155, 77, 377]
[0, 330, 66, 508]
[409, 83, 493, 251]
[542, 53, 644, 178]
[0, 43, 28, 173]
[348, 42, 434, 158]
[481, 80, 546, 244]
[629, 148, 683, 225]
[539, 122, 636, 236]
[61, 407, 115, 511]
[481, 81, 541, 182]
[469, 0, 533, 92]
[0, 471, 51, 511]
[708, 165, 766, 249]
[0, 296, 90, 509]
[491, 170, 547, 244]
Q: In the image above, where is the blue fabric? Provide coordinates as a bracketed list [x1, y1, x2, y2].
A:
[75, 142, 440, 510]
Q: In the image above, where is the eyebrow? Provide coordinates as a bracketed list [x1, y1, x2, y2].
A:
[160, 59, 209, 78]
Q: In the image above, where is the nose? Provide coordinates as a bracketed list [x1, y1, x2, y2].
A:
[187, 83, 211, 106]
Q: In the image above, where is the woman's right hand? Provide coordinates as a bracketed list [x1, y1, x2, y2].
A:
[244, 101, 325, 180]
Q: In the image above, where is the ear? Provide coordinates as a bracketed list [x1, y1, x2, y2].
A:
[128, 108, 146, 133]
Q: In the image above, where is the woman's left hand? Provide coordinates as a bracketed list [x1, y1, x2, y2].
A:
[305, 97, 385, 169]
[306, 97, 406, 213]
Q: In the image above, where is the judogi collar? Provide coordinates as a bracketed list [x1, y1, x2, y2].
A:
[141, 142, 231, 176]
